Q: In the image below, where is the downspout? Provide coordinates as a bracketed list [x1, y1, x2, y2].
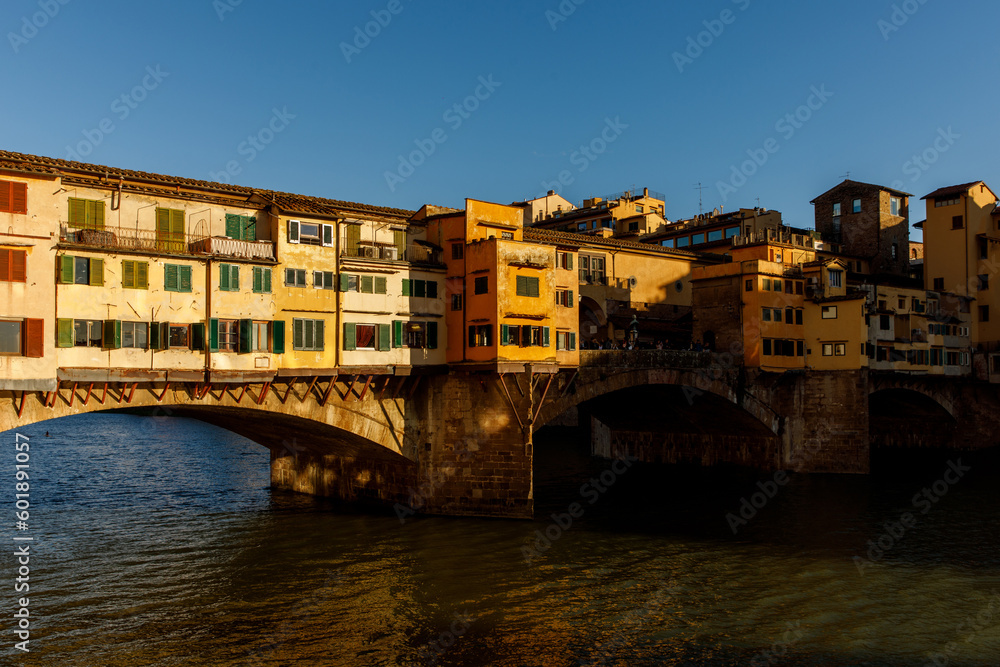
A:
[335, 216, 343, 371]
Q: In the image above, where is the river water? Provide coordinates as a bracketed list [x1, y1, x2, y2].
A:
[2, 414, 999, 666]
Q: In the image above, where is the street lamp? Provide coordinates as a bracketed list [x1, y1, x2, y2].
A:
[628, 316, 639, 349]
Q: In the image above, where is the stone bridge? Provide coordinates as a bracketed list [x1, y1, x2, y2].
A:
[2, 354, 997, 518]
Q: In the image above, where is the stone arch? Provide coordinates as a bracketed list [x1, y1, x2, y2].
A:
[867, 377, 956, 418]
[578, 296, 607, 345]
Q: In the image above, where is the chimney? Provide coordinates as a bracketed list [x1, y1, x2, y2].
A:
[643, 188, 649, 197]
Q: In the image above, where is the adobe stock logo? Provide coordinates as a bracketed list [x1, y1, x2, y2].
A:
[8, 0, 72, 54]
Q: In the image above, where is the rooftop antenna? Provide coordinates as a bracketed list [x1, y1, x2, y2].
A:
[694, 182, 705, 215]
[843, 171, 851, 180]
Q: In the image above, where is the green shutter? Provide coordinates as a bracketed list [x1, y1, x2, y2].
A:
[272, 320, 285, 354]
[393, 320, 403, 348]
[231, 265, 239, 291]
[103, 320, 121, 349]
[252, 267, 262, 293]
[293, 319, 304, 349]
[322, 224, 333, 246]
[191, 323, 206, 351]
[239, 319, 252, 353]
[394, 229, 406, 256]
[165, 265, 179, 292]
[414, 280, 426, 298]
[427, 281, 437, 299]
[90, 200, 104, 229]
[68, 198, 87, 228]
[569, 333, 576, 350]
[209, 319, 219, 352]
[375, 276, 387, 294]
[568, 289, 574, 305]
[246, 216, 257, 242]
[89, 258, 103, 286]
[567, 254, 573, 270]
[225, 214, 242, 240]
[529, 277, 539, 298]
[378, 324, 391, 351]
[427, 321, 438, 349]
[543, 326, 550, 347]
[59, 255, 74, 284]
[263, 268, 271, 293]
[401, 279, 411, 297]
[339, 273, 350, 292]
[137, 262, 148, 289]
[516, 275, 526, 296]
[219, 264, 230, 291]
[122, 260, 135, 289]
[501, 323, 509, 346]
[180, 266, 192, 292]
[361, 275, 374, 294]
[315, 320, 325, 351]
[56, 318, 74, 347]
[150, 321, 161, 350]
[343, 323, 356, 351]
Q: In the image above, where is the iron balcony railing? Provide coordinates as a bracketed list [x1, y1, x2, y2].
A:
[61, 224, 275, 260]
[340, 242, 441, 264]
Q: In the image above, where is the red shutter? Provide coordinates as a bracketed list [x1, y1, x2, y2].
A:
[11, 182, 27, 214]
[0, 181, 10, 213]
[11, 250, 26, 282]
[0, 249, 9, 281]
[23, 319, 44, 358]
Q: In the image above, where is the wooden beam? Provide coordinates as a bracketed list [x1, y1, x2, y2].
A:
[357, 375, 373, 401]
[15, 392, 27, 419]
[496, 374, 525, 431]
[532, 375, 555, 425]
[257, 382, 272, 405]
[154, 383, 172, 403]
[68, 382, 78, 407]
[81, 383, 94, 406]
[277, 378, 297, 405]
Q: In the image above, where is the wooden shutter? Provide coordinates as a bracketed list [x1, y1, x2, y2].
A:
[11, 250, 26, 282]
[170, 209, 185, 236]
[0, 181, 10, 212]
[293, 319, 304, 349]
[516, 275, 526, 296]
[137, 262, 148, 289]
[322, 224, 334, 247]
[427, 281, 437, 298]
[272, 321, 285, 354]
[239, 319, 252, 353]
[23, 319, 43, 357]
[315, 320, 324, 350]
[394, 229, 406, 256]
[288, 220, 300, 243]
[59, 255, 74, 284]
[529, 277, 539, 298]
[103, 320, 122, 349]
[500, 324, 509, 345]
[231, 265, 239, 291]
[88, 200, 104, 229]
[401, 279, 411, 297]
[262, 268, 271, 293]
[191, 323, 206, 351]
[164, 264, 179, 291]
[68, 198, 87, 227]
[225, 214, 242, 240]
[180, 266, 192, 292]
[123, 260, 135, 289]
[11, 182, 26, 214]
[339, 273, 350, 292]
[156, 208, 171, 249]
[219, 264, 231, 291]
[468, 326, 476, 348]
[374, 276, 386, 294]
[0, 249, 8, 281]
[567, 290, 573, 305]
[569, 333, 576, 351]
[209, 319, 219, 352]
[89, 258, 104, 286]
[414, 280, 425, 298]
[567, 254, 573, 270]
[252, 267, 262, 293]
[56, 318, 74, 348]
[392, 320, 402, 348]
[361, 275, 373, 293]
[343, 323, 356, 351]
[427, 322, 438, 349]
[246, 216, 256, 241]
[149, 321, 161, 350]
[378, 324, 391, 351]
[543, 326, 550, 347]
[346, 224, 360, 254]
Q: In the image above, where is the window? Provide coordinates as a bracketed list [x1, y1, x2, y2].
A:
[556, 331, 577, 351]
[891, 243, 898, 260]
[0, 249, 27, 283]
[58, 256, 104, 286]
[164, 264, 193, 293]
[762, 309, 771, 322]
[475, 276, 488, 294]
[795, 281, 803, 295]
[0, 180, 27, 214]
[287, 220, 333, 247]
[797, 341, 804, 356]
[933, 277, 944, 291]
[285, 268, 307, 287]
[577, 223, 587, 231]
[74, 320, 103, 347]
[979, 274, 989, 291]
[832, 203, 841, 217]
[404, 321, 426, 348]
[155, 208, 186, 253]
[507, 325, 521, 347]
[121, 322, 149, 349]
[822, 343, 834, 356]
[122, 260, 148, 289]
[795, 310, 803, 325]
[828, 270, 843, 288]
[225, 214, 256, 241]
[708, 230, 723, 242]
[555, 289, 574, 307]
[745, 279, 754, 292]
[557, 251, 574, 270]
[725, 227, 740, 239]
[400, 278, 434, 298]
[0, 321, 20, 355]
[360, 276, 374, 294]
[249, 321, 269, 352]
[773, 309, 783, 323]
[0, 319, 42, 357]
[216, 319, 239, 352]
[763, 279, 771, 291]
[219, 264, 240, 291]
[786, 307, 794, 323]
[853, 199, 861, 213]
[68, 198, 105, 229]
[952, 215, 964, 229]
[890, 197, 901, 216]
[773, 279, 782, 292]
[879, 314, 890, 330]
[763, 339, 772, 356]
[252, 267, 272, 293]
[452, 294, 463, 311]
[660, 237, 674, 247]
[898, 298, 905, 310]
[835, 343, 846, 356]
[936, 197, 960, 208]
[468, 325, 493, 347]
[980, 305, 990, 323]
[452, 243, 464, 260]
[785, 280, 793, 294]
[822, 306, 837, 319]
[344, 323, 378, 351]
[314, 271, 336, 290]
[676, 237, 690, 248]
[292, 319, 325, 351]
[501, 231, 514, 240]
[516, 275, 540, 297]
[980, 239, 989, 260]
[692, 233, 706, 245]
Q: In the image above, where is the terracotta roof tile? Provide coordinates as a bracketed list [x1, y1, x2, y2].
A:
[920, 182, 983, 200]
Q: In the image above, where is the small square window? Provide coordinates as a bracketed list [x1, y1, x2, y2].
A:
[474, 276, 488, 295]
[835, 343, 846, 356]
[823, 343, 834, 356]
[853, 199, 861, 213]
[745, 279, 753, 292]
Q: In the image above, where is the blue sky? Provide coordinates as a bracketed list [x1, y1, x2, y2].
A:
[3, 0, 997, 237]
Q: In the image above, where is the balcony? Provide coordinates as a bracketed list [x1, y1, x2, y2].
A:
[341, 242, 442, 264]
[61, 225, 275, 261]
